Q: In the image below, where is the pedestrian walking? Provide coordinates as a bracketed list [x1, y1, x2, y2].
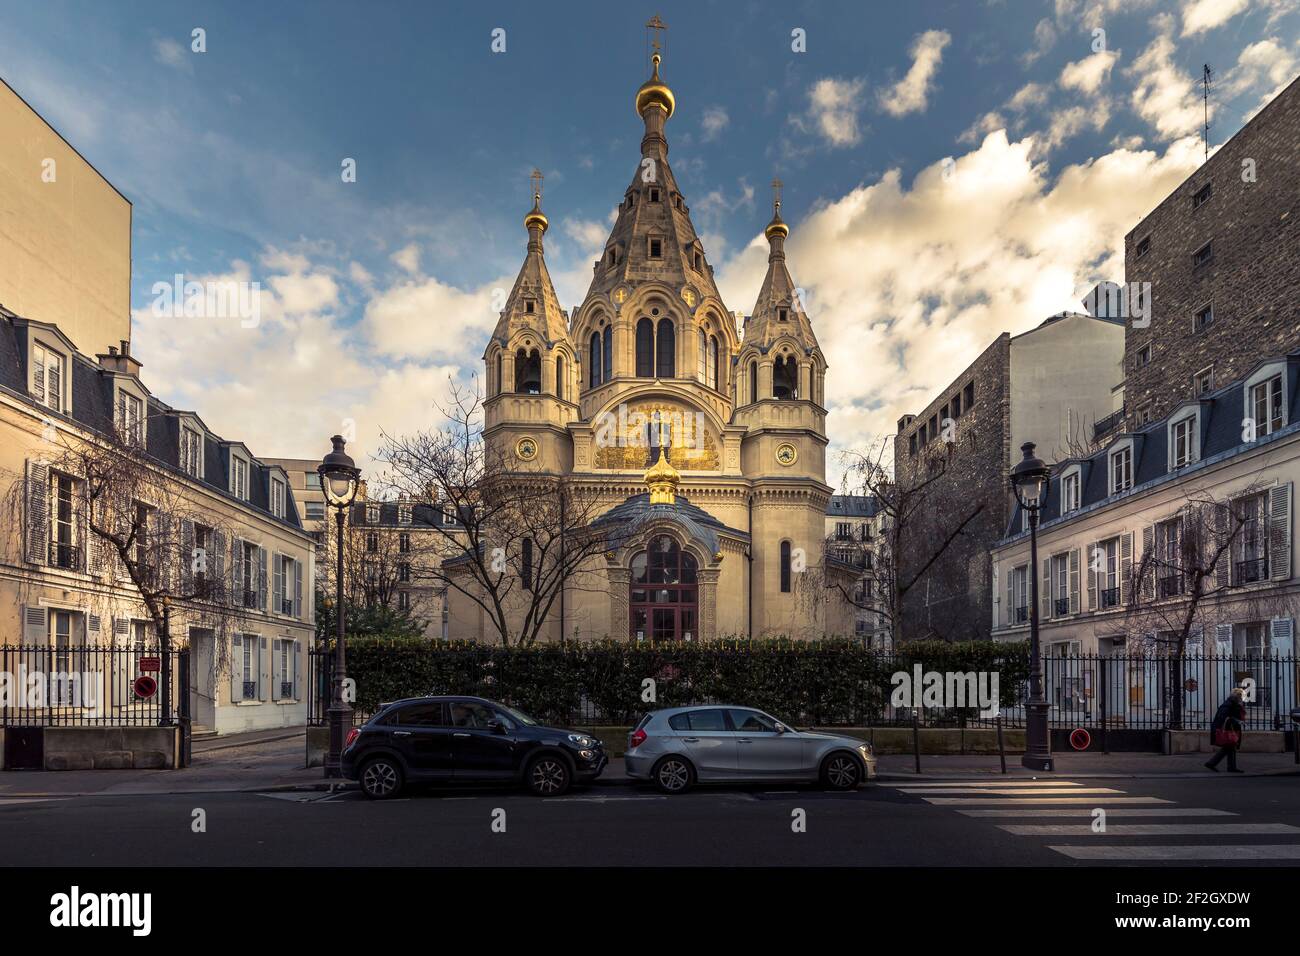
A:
[1205, 687, 1247, 773]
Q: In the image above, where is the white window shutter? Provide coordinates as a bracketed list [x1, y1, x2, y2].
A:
[1270, 618, 1294, 657]
[1269, 482, 1292, 581]
[258, 636, 269, 701]
[1068, 548, 1080, 614]
[1041, 558, 1051, 620]
[1215, 504, 1231, 589]
[230, 634, 243, 702]
[1141, 525, 1155, 601]
[23, 606, 48, 644]
[271, 639, 283, 700]
[25, 460, 49, 565]
[87, 613, 102, 640]
[1214, 624, 1233, 656]
[307, 551, 315, 624]
[211, 530, 225, 599]
[273, 553, 284, 614]
[294, 559, 303, 620]
[180, 520, 194, 593]
[1119, 532, 1134, 605]
[1086, 541, 1098, 610]
[231, 538, 243, 606]
[258, 548, 268, 612]
[291, 639, 300, 699]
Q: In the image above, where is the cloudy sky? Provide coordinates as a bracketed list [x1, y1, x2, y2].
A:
[2, 0, 1298, 483]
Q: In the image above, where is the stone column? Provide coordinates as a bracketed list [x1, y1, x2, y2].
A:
[698, 568, 720, 641]
[608, 566, 631, 640]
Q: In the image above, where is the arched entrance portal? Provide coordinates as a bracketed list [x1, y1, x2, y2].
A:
[630, 534, 698, 641]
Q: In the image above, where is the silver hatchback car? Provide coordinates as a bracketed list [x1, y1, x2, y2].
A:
[625, 705, 876, 794]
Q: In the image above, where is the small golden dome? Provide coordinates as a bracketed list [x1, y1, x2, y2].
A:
[635, 53, 675, 119]
[764, 214, 789, 241]
[523, 193, 548, 233]
[645, 444, 680, 505]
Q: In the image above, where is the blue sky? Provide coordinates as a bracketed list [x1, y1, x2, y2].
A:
[1, 0, 1297, 476]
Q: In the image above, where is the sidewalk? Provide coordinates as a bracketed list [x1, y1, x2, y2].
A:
[875, 751, 1300, 779]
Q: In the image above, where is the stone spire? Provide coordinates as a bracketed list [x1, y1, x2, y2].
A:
[743, 180, 820, 353]
[486, 169, 571, 351]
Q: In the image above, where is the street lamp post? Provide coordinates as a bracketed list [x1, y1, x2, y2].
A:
[318, 435, 361, 779]
[1010, 441, 1054, 772]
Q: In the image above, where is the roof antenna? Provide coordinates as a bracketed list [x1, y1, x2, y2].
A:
[1201, 63, 1214, 162]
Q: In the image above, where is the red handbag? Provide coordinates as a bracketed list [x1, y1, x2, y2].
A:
[1213, 728, 1240, 747]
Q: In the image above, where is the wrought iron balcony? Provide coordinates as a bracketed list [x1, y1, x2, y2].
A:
[1158, 574, 1185, 598]
[48, 541, 82, 571]
[1099, 586, 1121, 609]
[1014, 605, 1028, 624]
[1054, 597, 1070, 616]
[1235, 557, 1269, 585]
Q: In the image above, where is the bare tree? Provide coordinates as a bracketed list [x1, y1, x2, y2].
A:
[374, 382, 614, 647]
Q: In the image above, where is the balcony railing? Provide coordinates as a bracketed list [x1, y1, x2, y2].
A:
[1093, 407, 1126, 442]
[48, 541, 83, 571]
[1054, 597, 1070, 616]
[242, 590, 258, 609]
[1158, 574, 1185, 598]
[1099, 587, 1121, 609]
[1014, 605, 1028, 624]
[1235, 557, 1269, 585]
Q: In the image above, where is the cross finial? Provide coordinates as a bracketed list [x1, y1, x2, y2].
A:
[646, 14, 667, 65]
[771, 178, 783, 212]
[530, 168, 544, 204]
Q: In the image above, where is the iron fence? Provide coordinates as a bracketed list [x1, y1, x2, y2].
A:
[306, 647, 1298, 731]
[0, 644, 186, 727]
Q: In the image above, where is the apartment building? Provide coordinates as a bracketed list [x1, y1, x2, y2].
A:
[824, 494, 890, 648]
[893, 311, 1124, 641]
[1123, 74, 1300, 428]
[991, 354, 1299, 664]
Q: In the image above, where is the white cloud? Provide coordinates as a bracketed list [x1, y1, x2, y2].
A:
[1060, 50, 1120, 94]
[1022, 18, 1058, 66]
[362, 275, 504, 364]
[152, 38, 190, 72]
[715, 130, 1204, 458]
[878, 30, 952, 117]
[391, 243, 421, 275]
[1127, 30, 1206, 139]
[700, 106, 730, 141]
[1008, 83, 1050, 113]
[1223, 38, 1300, 118]
[795, 76, 868, 147]
[959, 111, 1007, 144]
[1181, 0, 1250, 36]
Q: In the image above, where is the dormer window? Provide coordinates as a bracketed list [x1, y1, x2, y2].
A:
[270, 476, 286, 519]
[399, 504, 412, 525]
[1249, 372, 1284, 436]
[115, 389, 145, 448]
[180, 424, 204, 478]
[648, 238, 663, 259]
[524, 300, 535, 314]
[1169, 413, 1198, 469]
[230, 453, 249, 501]
[693, 251, 701, 270]
[607, 248, 618, 266]
[1109, 444, 1133, 495]
[366, 502, 380, 524]
[649, 187, 660, 203]
[1061, 468, 1081, 513]
[31, 342, 64, 413]
[778, 308, 789, 322]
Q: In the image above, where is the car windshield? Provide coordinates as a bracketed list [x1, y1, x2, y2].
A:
[500, 704, 539, 726]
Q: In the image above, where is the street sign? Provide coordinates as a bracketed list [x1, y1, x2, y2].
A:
[133, 675, 158, 699]
[139, 657, 161, 673]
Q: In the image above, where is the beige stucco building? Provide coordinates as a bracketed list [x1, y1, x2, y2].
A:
[447, 51, 853, 642]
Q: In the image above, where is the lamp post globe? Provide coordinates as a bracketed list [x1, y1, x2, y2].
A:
[1010, 441, 1054, 772]
[317, 435, 360, 778]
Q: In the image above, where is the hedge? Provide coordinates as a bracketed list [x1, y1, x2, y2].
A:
[326, 637, 1030, 727]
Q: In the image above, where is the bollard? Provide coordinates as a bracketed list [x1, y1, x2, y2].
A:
[997, 714, 1007, 774]
[912, 709, 922, 774]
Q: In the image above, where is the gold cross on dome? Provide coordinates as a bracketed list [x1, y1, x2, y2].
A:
[771, 178, 783, 212]
[530, 168, 543, 203]
[646, 15, 667, 56]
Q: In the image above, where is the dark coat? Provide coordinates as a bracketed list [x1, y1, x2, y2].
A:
[1211, 696, 1246, 738]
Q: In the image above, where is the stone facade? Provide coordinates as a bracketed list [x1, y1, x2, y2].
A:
[1124, 74, 1300, 426]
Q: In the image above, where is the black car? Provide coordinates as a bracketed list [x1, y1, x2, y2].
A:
[341, 696, 607, 798]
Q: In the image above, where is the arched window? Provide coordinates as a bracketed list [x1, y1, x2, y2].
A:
[589, 332, 602, 388]
[522, 537, 534, 591]
[780, 540, 792, 593]
[494, 352, 502, 396]
[629, 534, 699, 641]
[697, 330, 707, 382]
[749, 360, 758, 404]
[635, 318, 654, 377]
[773, 356, 798, 400]
[602, 325, 613, 383]
[656, 318, 675, 378]
[515, 348, 541, 394]
[556, 355, 565, 401]
[708, 335, 718, 390]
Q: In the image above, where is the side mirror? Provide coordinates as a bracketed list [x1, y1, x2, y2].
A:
[774, 723, 788, 734]
[487, 720, 507, 735]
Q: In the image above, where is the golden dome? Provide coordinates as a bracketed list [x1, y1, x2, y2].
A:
[764, 213, 789, 241]
[635, 53, 675, 119]
[523, 193, 548, 233]
[645, 444, 680, 505]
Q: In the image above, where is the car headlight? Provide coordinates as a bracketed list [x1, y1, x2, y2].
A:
[858, 744, 873, 757]
[579, 750, 595, 759]
[568, 734, 597, 748]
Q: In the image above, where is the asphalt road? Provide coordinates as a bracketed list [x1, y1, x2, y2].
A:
[3, 774, 1299, 867]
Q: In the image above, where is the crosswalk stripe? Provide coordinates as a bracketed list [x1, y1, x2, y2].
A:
[1001, 823, 1299, 836]
[959, 807, 1236, 818]
[879, 780, 1082, 789]
[924, 796, 1172, 805]
[1050, 844, 1300, 861]
[898, 787, 1123, 796]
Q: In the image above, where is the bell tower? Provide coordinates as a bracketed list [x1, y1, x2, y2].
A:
[483, 170, 578, 473]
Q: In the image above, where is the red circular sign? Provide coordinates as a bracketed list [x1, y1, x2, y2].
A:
[133, 675, 158, 699]
[1069, 728, 1092, 751]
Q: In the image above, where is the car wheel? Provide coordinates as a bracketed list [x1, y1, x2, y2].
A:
[360, 756, 404, 799]
[652, 755, 694, 795]
[820, 752, 862, 791]
[526, 754, 572, 797]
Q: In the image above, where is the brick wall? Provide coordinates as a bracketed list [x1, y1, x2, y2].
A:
[894, 335, 1012, 641]
[1124, 75, 1300, 424]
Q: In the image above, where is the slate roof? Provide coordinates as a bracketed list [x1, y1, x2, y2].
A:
[591, 491, 748, 557]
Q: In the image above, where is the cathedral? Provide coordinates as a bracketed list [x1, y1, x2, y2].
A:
[446, 38, 855, 642]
